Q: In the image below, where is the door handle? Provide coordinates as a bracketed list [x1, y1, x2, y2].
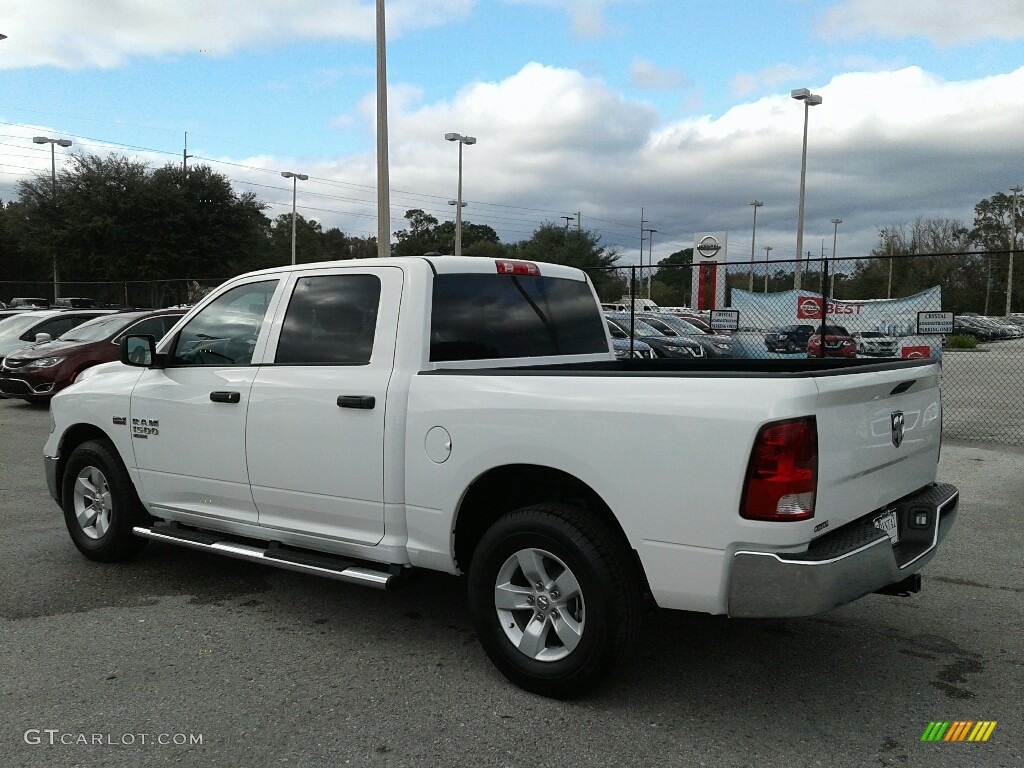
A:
[337, 395, 375, 410]
[210, 391, 241, 404]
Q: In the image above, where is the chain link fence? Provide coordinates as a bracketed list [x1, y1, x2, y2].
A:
[1, 278, 228, 310]
[586, 249, 1024, 445]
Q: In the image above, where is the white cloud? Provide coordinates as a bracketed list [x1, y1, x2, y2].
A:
[501, 0, 637, 39]
[731, 63, 814, 97]
[630, 58, 689, 90]
[820, 0, 1024, 45]
[0, 0, 475, 70]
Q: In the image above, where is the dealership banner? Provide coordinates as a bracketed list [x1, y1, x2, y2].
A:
[730, 286, 944, 359]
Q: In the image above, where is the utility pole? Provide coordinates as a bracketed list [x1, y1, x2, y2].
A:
[561, 215, 574, 231]
[639, 208, 648, 300]
[748, 200, 763, 292]
[1007, 185, 1021, 316]
[183, 131, 193, 172]
[763, 246, 773, 293]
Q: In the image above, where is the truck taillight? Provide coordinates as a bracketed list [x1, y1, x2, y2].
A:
[495, 260, 540, 276]
[741, 417, 818, 521]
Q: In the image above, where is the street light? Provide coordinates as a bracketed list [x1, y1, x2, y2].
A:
[748, 200, 763, 292]
[763, 246, 773, 292]
[281, 171, 308, 266]
[830, 218, 842, 296]
[1008, 185, 1022, 316]
[643, 228, 657, 299]
[33, 136, 73, 301]
[791, 88, 822, 291]
[881, 227, 896, 299]
[445, 132, 476, 256]
[561, 215, 575, 231]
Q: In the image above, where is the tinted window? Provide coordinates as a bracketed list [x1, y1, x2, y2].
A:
[171, 281, 277, 366]
[275, 275, 381, 365]
[430, 274, 607, 361]
[24, 315, 92, 341]
[124, 315, 177, 342]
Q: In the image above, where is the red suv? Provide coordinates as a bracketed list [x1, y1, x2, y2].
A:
[0, 309, 184, 402]
[806, 324, 857, 358]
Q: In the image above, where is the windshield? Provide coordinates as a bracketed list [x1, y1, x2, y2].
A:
[58, 313, 141, 342]
[643, 315, 704, 335]
[859, 331, 883, 338]
[0, 313, 51, 341]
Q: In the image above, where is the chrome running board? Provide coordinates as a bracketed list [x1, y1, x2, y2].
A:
[132, 524, 395, 589]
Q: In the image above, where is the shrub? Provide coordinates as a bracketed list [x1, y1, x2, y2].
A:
[945, 334, 978, 349]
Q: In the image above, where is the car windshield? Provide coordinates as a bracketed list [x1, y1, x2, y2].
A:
[607, 316, 666, 338]
[642, 315, 704, 335]
[0, 313, 52, 341]
[859, 332, 883, 338]
[58, 313, 141, 342]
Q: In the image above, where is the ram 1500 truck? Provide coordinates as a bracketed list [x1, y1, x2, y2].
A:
[44, 256, 958, 697]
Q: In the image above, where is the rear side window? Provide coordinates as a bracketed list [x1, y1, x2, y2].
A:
[430, 274, 607, 361]
[275, 274, 381, 365]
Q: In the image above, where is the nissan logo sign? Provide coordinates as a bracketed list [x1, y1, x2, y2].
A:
[800, 298, 821, 316]
[697, 235, 721, 260]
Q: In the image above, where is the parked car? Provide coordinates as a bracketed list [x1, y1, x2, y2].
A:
[0, 310, 116, 366]
[9, 297, 50, 309]
[610, 337, 655, 359]
[807, 324, 857, 358]
[52, 297, 105, 309]
[953, 316, 998, 341]
[0, 309, 185, 402]
[605, 313, 706, 358]
[853, 331, 898, 357]
[765, 324, 814, 353]
[0, 309, 31, 323]
[636, 312, 736, 358]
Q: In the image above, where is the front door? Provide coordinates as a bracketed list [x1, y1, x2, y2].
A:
[130, 278, 283, 524]
[245, 266, 402, 544]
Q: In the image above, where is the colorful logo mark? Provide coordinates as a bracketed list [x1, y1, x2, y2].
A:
[921, 721, 997, 742]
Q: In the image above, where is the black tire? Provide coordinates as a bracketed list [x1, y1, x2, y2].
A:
[467, 503, 643, 698]
[62, 439, 150, 562]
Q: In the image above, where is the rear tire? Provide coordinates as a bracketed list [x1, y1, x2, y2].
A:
[468, 503, 643, 698]
[62, 440, 150, 562]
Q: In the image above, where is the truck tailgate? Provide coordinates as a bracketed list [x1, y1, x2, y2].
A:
[814, 362, 942, 529]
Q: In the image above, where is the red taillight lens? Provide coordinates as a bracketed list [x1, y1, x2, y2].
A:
[495, 260, 541, 276]
[741, 417, 818, 521]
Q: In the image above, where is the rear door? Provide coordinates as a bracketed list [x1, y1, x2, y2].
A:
[245, 266, 403, 544]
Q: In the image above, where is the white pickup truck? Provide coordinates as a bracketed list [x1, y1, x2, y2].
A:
[44, 256, 958, 697]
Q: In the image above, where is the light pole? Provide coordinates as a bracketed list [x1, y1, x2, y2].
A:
[830, 218, 842, 296]
[33, 136, 73, 301]
[376, 0, 391, 257]
[643, 228, 657, 299]
[791, 88, 822, 291]
[763, 245, 773, 292]
[748, 200, 763, 292]
[448, 200, 468, 254]
[281, 171, 308, 265]
[882, 228, 896, 299]
[1007, 185, 1022, 316]
[445, 132, 476, 256]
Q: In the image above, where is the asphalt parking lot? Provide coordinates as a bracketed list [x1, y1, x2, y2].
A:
[1, 397, 1021, 768]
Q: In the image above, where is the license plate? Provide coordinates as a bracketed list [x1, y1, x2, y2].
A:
[873, 509, 900, 545]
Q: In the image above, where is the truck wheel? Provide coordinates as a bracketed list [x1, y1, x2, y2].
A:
[468, 503, 643, 698]
[62, 440, 149, 562]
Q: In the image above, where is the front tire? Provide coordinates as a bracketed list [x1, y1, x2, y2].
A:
[468, 504, 643, 698]
[62, 440, 149, 562]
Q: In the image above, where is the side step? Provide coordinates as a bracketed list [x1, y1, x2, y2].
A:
[133, 522, 396, 590]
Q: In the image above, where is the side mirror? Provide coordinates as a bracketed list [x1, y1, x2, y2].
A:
[120, 334, 162, 368]
[34, 333, 52, 343]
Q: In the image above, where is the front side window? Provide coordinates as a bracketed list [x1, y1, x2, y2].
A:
[171, 281, 278, 366]
[275, 274, 381, 365]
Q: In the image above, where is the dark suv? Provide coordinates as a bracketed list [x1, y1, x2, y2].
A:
[765, 324, 814, 353]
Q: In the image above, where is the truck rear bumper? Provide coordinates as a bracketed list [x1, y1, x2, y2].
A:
[728, 483, 958, 618]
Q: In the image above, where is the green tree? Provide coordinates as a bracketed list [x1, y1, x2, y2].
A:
[649, 248, 693, 305]
[507, 223, 621, 296]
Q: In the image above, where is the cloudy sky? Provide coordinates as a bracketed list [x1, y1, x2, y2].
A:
[1, 0, 1023, 267]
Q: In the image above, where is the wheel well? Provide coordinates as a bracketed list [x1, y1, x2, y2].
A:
[55, 424, 114, 505]
[453, 464, 644, 582]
